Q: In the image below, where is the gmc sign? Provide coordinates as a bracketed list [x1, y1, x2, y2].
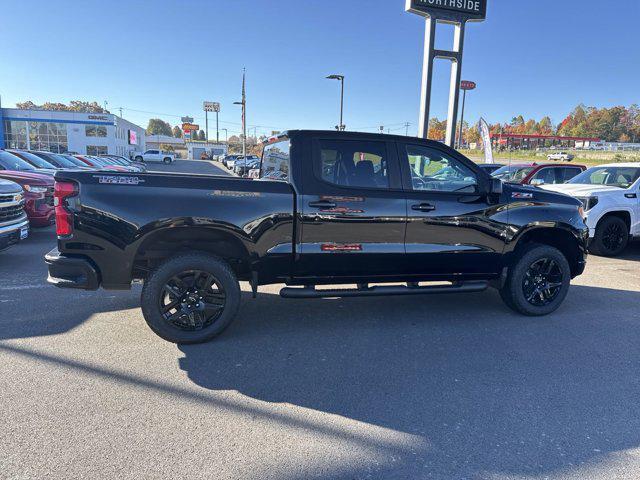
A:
[406, 0, 487, 21]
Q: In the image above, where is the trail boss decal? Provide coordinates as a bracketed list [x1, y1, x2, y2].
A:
[95, 175, 145, 185]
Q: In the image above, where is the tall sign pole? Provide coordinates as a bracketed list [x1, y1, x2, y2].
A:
[406, 0, 487, 146]
[458, 80, 476, 148]
[204, 102, 221, 144]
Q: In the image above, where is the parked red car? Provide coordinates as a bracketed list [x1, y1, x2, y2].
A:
[0, 170, 54, 227]
[492, 163, 587, 186]
[74, 155, 132, 172]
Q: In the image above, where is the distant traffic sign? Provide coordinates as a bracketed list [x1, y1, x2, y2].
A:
[203, 102, 220, 112]
[460, 80, 477, 90]
[405, 0, 487, 21]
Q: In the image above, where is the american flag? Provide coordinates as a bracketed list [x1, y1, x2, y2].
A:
[241, 69, 246, 139]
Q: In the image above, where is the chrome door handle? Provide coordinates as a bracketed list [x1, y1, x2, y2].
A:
[411, 203, 436, 212]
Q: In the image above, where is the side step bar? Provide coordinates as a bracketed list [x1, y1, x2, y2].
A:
[279, 281, 488, 299]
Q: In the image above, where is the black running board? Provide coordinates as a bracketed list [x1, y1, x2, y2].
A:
[279, 281, 488, 299]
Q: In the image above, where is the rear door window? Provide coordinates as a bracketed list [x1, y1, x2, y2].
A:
[316, 139, 389, 189]
[260, 139, 290, 181]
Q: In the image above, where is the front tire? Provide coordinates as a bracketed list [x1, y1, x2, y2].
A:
[163, 157, 172, 164]
[135, 156, 143, 162]
[590, 216, 628, 257]
[141, 253, 241, 344]
[500, 244, 571, 316]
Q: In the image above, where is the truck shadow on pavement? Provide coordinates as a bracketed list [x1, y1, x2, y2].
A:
[178, 284, 640, 478]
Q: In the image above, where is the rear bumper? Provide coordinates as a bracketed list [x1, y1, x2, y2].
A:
[45, 248, 100, 290]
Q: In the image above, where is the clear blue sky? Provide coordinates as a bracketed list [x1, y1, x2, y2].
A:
[0, 0, 638, 137]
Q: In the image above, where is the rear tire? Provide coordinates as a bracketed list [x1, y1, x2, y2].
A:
[141, 253, 241, 344]
[500, 244, 571, 316]
[163, 157, 172, 164]
[135, 156, 143, 162]
[589, 216, 628, 257]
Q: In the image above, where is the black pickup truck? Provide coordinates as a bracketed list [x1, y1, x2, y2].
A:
[46, 130, 588, 343]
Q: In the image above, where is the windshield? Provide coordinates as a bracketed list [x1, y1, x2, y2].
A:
[0, 150, 36, 171]
[10, 150, 56, 169]
[568, 166, 640, 188]
[34, 152, 77, 168]
[492, 165, 535, 182]
[59, 154, 88, 167]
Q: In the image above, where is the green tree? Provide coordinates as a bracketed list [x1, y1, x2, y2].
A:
[198, 130, 206, 141]
[172, 126, 183, 138]
[146, 118, 173, 136]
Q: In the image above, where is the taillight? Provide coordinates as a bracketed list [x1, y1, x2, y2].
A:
[54, 181, 78, 236]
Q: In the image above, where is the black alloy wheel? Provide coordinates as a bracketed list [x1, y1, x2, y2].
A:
[522, 257, 563, 307]
[601, 222, 625, 253]
[160, 270, 226, 331]
[141, 253, 241, 344]
[590, 216, 629, 257]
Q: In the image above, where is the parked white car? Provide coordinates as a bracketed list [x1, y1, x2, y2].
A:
[133, 149, 175, 164]
[547, 151, 575, 162]
[542, 163, 640, 256]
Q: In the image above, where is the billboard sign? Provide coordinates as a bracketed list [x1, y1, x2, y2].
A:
[182, 123, 199, 132]
[460, 80, 476, 90]
[405, 0, 487, 21]
[181, 116, 194, 124]
[203, 101, 220, 112]
[128, 130, 137, 145]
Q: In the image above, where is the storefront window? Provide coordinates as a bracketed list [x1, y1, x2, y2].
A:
[3, 120, 68, 152]
[87, 146, 108, 155]
[85, 125, 107, 137]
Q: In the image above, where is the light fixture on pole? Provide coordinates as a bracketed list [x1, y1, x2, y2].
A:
[326, 74, 345, 131]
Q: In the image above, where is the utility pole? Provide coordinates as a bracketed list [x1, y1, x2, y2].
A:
[216, 109, 219, 143]
[119, 107, 123, 118]
[405, 122, 410, 136]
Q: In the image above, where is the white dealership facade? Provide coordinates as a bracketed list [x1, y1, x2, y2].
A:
[0, 108, 146, 157]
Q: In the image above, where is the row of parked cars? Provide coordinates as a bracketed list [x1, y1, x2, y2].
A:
[480, 161, 640, 256]
[0, 149, 146, 252]
[220, 154, 260, 176]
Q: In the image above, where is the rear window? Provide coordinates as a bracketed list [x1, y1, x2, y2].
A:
[260, 139, 290, 181]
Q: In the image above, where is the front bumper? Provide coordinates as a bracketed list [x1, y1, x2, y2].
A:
[0, 218, 29, 251]
[45, 248, 100, 290]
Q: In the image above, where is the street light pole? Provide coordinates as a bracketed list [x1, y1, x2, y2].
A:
[326, 74, 345, 131]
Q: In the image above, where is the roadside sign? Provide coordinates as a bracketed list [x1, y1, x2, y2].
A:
[405, 0, 487, 21]
[460, 80, 477, 90]
[203, 102, 220, 112]
[182, 123, 199, 132]
[181, 116, 194, 124]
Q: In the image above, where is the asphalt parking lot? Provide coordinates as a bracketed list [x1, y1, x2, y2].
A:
[1, 159, 640, 480]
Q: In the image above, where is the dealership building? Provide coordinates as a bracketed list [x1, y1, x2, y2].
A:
[0, 108, 146, 157]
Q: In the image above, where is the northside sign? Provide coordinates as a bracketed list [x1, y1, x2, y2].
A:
[406, 0, 487, 21]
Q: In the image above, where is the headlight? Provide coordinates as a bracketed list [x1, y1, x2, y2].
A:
[576, 196, 599, 211]
[23, 185, 48, 193]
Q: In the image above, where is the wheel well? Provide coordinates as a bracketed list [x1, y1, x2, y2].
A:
[514, 228, 582, 276]
[132, 227, 251, 280]
[597, 211, 631, 233]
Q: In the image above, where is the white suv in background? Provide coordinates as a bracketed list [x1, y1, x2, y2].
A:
[542, 163, 640, 256]
[133, 150, 175, 164]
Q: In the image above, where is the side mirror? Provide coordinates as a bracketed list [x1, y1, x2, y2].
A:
[489, 178, 503, 194]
